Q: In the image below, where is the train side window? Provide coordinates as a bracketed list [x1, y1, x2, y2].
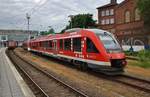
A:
[41, 41, 44, 47]
[49, 41, 53, 49]
[64, 38, 71, 51]
[42, 41, 48, 48]
[86, 38, 99, 53]
[45, 41, 49, 48]
[41, 42, 44, 47]
[73, 38, 81, 52]
[59, 39, 63, 50]
[40, 42, 42, 47]
[38, 42, 41, 47]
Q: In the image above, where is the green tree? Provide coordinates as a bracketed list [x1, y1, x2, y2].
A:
[48, 28, 55, 34]
[70, 14, 96, 28]
[137, 0, 150, 27]
[40, 28, 55, 35]
[40, 31, 48, 35]
[61, 14, 96, 33]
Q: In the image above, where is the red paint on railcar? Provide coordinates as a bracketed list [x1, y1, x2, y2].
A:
[23, 28, 127, 73]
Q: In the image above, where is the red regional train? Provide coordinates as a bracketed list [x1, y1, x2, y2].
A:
[23, 28, 127, 74]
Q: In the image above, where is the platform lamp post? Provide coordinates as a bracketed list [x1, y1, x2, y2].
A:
[39, 25, 43, 36]
[26, 13, 31, 51]
[48, 26, 52, 31]
[68, 15, 74, 29]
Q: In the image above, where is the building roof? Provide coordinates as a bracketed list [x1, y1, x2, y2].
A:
[96, 0, 129, 9]
[97, 3, 118, 9]
[117, 0, 130, 8]
[0, 29, 38, 35]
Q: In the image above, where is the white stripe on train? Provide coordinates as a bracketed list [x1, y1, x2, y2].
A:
[30, 49, 111, 66]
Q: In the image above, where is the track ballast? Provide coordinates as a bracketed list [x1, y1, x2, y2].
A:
[7, 49, 89, 97]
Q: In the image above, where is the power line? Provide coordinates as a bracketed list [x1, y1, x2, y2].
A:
[7, 0, 95, 31]
[28, 0, 80, 18]
[28, 0, 49, 16]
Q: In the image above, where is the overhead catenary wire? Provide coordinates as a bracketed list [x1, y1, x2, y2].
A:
[27, 0, 49, 17]
[7, 0, 94, 31]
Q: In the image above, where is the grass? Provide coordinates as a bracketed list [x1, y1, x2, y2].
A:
[128, 60, 150, 68]
[126, 50, 150, 68]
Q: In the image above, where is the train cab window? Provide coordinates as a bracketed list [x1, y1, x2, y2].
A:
[64, 38, 71, 51]
[86, 38, 99, 53]
[59, 39, 63, 50]
[73, 38, 81, 52]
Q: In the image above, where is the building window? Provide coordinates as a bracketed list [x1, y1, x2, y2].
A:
[73, 38, 81, 52]
[106, 10, 110, 16]
[86, 38, 99, 53]
[135, 8, 141, 21]
[101, 11, 105, 16]
[125, 11, 131, 23]
[106, 19, 110, 24]
[64, 38, 71, 51]
[101, 20, 105, 25]
[1, 35, 7, 41]
[110, 18, 114, 24]
[110, 9, 114, 15]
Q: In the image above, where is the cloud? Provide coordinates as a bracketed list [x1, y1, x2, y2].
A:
[0, 0, 124, 32]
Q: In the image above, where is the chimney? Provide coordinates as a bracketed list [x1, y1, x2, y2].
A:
[111, 0, 117, 4]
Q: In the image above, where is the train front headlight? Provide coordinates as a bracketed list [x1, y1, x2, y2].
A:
[122, 60, 127, 66]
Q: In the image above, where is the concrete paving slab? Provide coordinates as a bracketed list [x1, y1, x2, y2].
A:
[0, 48, 35, 97]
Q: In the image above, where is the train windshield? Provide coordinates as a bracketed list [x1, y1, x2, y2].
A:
[98, 33, 122, 51]
[86, 29, 122, 52]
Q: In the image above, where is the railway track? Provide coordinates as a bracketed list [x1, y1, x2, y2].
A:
[38, 52, 150, 93]
[114, 74, 150, 93]
[93, 70, 150, 94]
[9, 48, 150, 95]
[7, 49, 89, 97]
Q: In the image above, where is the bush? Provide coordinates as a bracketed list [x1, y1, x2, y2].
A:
[124, 51, 138, 56]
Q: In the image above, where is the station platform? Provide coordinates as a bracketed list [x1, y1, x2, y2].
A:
[0, 48, 35, 97]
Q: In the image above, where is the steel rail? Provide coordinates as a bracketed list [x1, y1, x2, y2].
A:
[111, 74, 150, 93]
[9, 50, 89, 97]
[7, 50, 49, 97]
[12, 49, 150, 94]
[90, 70, 150, 93]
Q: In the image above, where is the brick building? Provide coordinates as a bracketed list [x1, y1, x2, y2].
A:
[97, 0, 150, 49]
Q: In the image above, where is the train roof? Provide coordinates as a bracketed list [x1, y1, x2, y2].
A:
[30, 28, 112, 42]
[65, 28, 111, 35]
[85, 29, 111, 34]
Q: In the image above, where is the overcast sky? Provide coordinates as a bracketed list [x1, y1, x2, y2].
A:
[0, 0, 124, 32]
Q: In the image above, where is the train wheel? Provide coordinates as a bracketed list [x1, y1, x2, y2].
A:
[73, 60, 88, 71]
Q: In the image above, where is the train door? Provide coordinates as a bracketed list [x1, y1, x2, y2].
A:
[86, 38, 99, 60]
[53, 40, 58, 55]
